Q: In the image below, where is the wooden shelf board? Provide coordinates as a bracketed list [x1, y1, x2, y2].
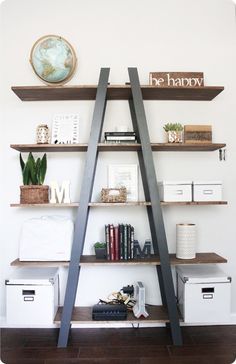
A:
[151, 143, 226, 152]
[10, 201, 227, 207]
[10, 144, 88, 152]
[11, 85, 224, 101]
[161, 201, 228, 206]
[10, 253, 227, 268]
[54, 305, 171, 324]
[11, 259, 70, 267]
[10, 203, 80, 207]
[10, 142, 226, 152]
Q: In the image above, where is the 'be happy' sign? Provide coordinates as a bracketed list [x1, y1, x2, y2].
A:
[149, 72, 204, 87]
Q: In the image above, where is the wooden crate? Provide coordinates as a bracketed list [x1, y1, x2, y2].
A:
[184, 125, 212, 144]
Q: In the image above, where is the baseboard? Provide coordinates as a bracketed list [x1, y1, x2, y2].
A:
[1, 314, 236, 329]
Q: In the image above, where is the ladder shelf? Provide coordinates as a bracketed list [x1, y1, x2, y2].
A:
[11, 68, 225, 349]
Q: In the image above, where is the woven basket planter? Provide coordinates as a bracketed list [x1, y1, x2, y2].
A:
[20, 185, 49, 204]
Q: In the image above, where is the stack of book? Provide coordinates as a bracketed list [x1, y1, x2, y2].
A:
[104, 131, 137, 143]
[105, 224, 135, 260]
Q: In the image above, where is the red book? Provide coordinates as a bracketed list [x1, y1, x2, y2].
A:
[114, 225, 119, 260]
[109, 224, 115, 261]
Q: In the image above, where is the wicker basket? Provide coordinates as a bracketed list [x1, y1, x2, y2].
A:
[101, 187, 127, 203]
[20, 185, 49, 204]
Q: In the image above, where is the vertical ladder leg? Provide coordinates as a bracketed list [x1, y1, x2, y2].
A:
[129, 99, 168, 308]
[57, 68, 110, 348]
[128, 67, 182, 346]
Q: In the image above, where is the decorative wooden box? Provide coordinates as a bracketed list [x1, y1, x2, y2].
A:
[101, 187, 127, 203]
[184, 125, 212, 144]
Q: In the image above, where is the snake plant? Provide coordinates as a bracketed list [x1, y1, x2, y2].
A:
[20, 152, 47, 185]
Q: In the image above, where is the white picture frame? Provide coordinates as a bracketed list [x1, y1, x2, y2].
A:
[108, 164, 138, 202]
[51, 113, 79, 144]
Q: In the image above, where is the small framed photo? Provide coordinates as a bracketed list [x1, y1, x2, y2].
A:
[108, 164, 138, 201]
[51, 113, 79, 144]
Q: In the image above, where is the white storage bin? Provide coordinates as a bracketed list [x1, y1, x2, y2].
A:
[19, 216, 74, 261]
[193, 181, 222, 202]
[158, 181, 192, 202]
[176, 265, 231, 323]
[6, 268, 59, 325]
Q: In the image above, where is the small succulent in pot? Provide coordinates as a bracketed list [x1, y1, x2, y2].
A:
[163, 123, 184, 143]
[94, 242, 107, 259]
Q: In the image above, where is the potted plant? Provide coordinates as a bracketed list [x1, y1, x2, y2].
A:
[163, 123, 184, 143]
[94, 242, 107, 259]
[19, 152, 49, 204]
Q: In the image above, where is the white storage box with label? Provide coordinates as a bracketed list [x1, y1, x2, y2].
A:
[193, 181, 222, 202]
[158, 181, 192, 202]
[6, 268, 59, 325]
[176, 265, 231, 323]
[19, 216, 74, 261]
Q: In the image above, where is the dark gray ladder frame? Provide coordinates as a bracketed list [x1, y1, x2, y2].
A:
[57, 67, 183, 348]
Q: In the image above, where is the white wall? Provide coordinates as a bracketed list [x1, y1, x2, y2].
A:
[1, 0, 236, 323]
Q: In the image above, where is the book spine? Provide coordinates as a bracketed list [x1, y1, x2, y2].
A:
[109, 224, 115, 261]
[105, 136, 136, 141]
[114, 225, 119, 260]
[123, 224, 128, 260]
[127, 224, 131, 260]
[105, 132, 136, 136]
[119, 224, 124, 260]
[130, 226, 134, 259]
[105, 224, 110, 260]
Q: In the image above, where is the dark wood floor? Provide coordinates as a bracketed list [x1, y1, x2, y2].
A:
[1, 326, 236, 364]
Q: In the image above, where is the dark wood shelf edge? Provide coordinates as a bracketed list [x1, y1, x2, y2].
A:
[54, 305, 172, 324]
[11, 85, 224, 101]
[10, 201, 228, 207]
[10, 253, 227, 267]
[10, 143, 226, 152]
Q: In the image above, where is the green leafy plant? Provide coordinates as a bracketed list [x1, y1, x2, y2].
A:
[163, 123, 183, 132]
[94, 242, 106, 249]
[20, 152, 47, 185]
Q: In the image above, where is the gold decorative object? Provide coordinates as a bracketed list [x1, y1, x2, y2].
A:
[167, 130, 183, 143]
[101, 187, 127, 203]
[36, 124, 50, 144]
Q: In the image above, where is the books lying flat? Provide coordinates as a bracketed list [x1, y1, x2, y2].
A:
[105, 132, 136, 136]
[105, 136, 136, 141]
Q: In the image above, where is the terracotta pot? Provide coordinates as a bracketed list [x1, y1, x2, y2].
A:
[20, 185, 49, 204]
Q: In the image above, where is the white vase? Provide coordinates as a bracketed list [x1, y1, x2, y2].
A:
[176, 223, 196, 259]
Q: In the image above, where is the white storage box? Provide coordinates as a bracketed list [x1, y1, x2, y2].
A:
[176, 265, 231, 323]
[19, 216, 74, 261]
[6, 268, 59, 325]
[193, 181, 222, 202]
[158, 181, 192, 202]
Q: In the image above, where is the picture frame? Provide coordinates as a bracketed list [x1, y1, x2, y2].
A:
[51, 113, 79, 144]
[108, 164, 138, 201]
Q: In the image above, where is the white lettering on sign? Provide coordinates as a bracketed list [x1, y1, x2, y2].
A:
[149, 72, 204, 87]
[50, 180, 71, 204]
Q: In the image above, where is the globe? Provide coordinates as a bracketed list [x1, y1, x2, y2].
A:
[30, 35, 77, 84]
